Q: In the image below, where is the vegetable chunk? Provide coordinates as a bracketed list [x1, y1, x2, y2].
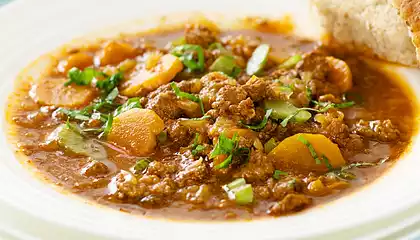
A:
[98, 41, 137, 66]
[107, 108, 164, 156]
[268, 133, 345, 173]
[30, 77, 95, 107]
[121, 54, 183, 96]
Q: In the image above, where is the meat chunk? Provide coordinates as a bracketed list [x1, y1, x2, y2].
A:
[80, 160, 109, 177]
[243, 76, 267, 102]
[211, 85, 255, 120]
[235, 150, 274, 183]
[352, 119, 400, 142]
[146, 91, 183, 120]
[185, 24, 218, 48]
[108, 170, 146, 199]
[268, 194, 312, 215]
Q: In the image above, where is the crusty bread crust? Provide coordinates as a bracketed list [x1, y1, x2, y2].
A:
[312, 0, 418, 66]
[393, 0, 420, 65]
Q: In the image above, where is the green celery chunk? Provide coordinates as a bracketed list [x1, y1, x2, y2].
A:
[48, 123, 107, 160]
[229, 184, 254, 205]
[226, 178, 246, 190]
[278, 54, 302, 69]
[264, 100, 311, 123]
[246, 44, 270, 76]
[209, 55, 240, 76]
[264, 138, 278, 154]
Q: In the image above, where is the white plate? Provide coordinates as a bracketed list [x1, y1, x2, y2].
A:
[1, 0, 420, 239]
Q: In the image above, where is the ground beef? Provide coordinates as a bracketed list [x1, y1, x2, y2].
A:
[177, 184, 211, 204]
[175, 157, 208, 187]
[234, 150, 274, 183]
[185, 24, 218, 48]
[211, 85, 256, 120]
[146, 91, 182, 120]
[352, 119, 400, 142]
[243, 76, 267, 102]
[267, 194, 312, 215]
[166, 120, 193, 147]
[221, 35, 260, 59]
[80, 160, 109, 177]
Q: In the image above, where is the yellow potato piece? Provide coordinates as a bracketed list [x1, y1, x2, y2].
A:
[107, 108, 164, 156]
[98, 41, 137, 66]
[29, 77, 95, 107]
[326, 56, 353, 93]
[59, 52, 93, 73]
[268, 133, 345, 173]
[120, 54, 183, 97]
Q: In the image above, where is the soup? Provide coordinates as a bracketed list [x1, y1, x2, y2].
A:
[6, 19, 416, 220]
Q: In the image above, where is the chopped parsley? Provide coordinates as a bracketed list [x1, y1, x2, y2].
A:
[170, 82, 205, 115]
[131, 158, 152, 174]
[329, 157, 389, 180]
[96, 72, 123, 94]
[113, 97, 142, 116]
[171, 44, 205, 72]
[273, 170, 288, 180]
[191, 133, 205, 156]
[211, 133, 243, 169]
[240, 109, 273, 130]
[279, 100, 355, 127]
[65, 67, 103, 86]
[296, 135, 321, 164]
[100, 114, 113, 138]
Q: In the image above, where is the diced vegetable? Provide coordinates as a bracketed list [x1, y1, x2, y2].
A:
[268, 133, 345, 173]
[191, 133, 205, 156]
[264, 100, 311, 123]
[246, 44, 270, 76]
[278, 54, 302, 69]
[171, 37, 186, 47]
[325, 56, 353, 93]
[98, 41, 137, 66]
[131, 158, 152, 174]
[226, 178, 246, 189]
[171, 44, 205, 72]
[157, 132, 167, 144]
[47, 123, 107, 160]
[209, 55, 241, 77]
[59, 52, 93, 74]
[30, 77, 96, 107]
[223, 178, 253, 205]
[121, 54, 183, 96]
[264, 138, 278, 154]
[107, 108, 164, 156]
[273, 170, 288, 179]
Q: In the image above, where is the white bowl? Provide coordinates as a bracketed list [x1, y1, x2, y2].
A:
[1, 0, 420, 239]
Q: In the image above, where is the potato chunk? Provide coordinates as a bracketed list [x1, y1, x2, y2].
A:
[120, 54, 183, 96]
[268, 133, 345, 173]
[58, 52, 93, 73]
[29, 77, 95, 107]
[98, 41, 137, 66]
[107, 109, 164, 156]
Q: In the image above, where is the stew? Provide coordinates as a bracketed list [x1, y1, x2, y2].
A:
[7, 19, 417, 220]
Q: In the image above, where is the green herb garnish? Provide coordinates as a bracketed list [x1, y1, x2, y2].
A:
[65, 67, 103, 86]
[170, 82, 205, 115]
[211, 133, 241, 169]
[240, 109, 273, 130]
[191, 133, 205, 156]
[297, 135, 321, 164]
[132, 158, 152, 174]
[100, 114, 113, 138]
[171, 44, 205, 72]
[113, 97, 142, 116]
[313, 100, 355, 112]
[96, 72, 123, 94]
[273, 170, 288, 180]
